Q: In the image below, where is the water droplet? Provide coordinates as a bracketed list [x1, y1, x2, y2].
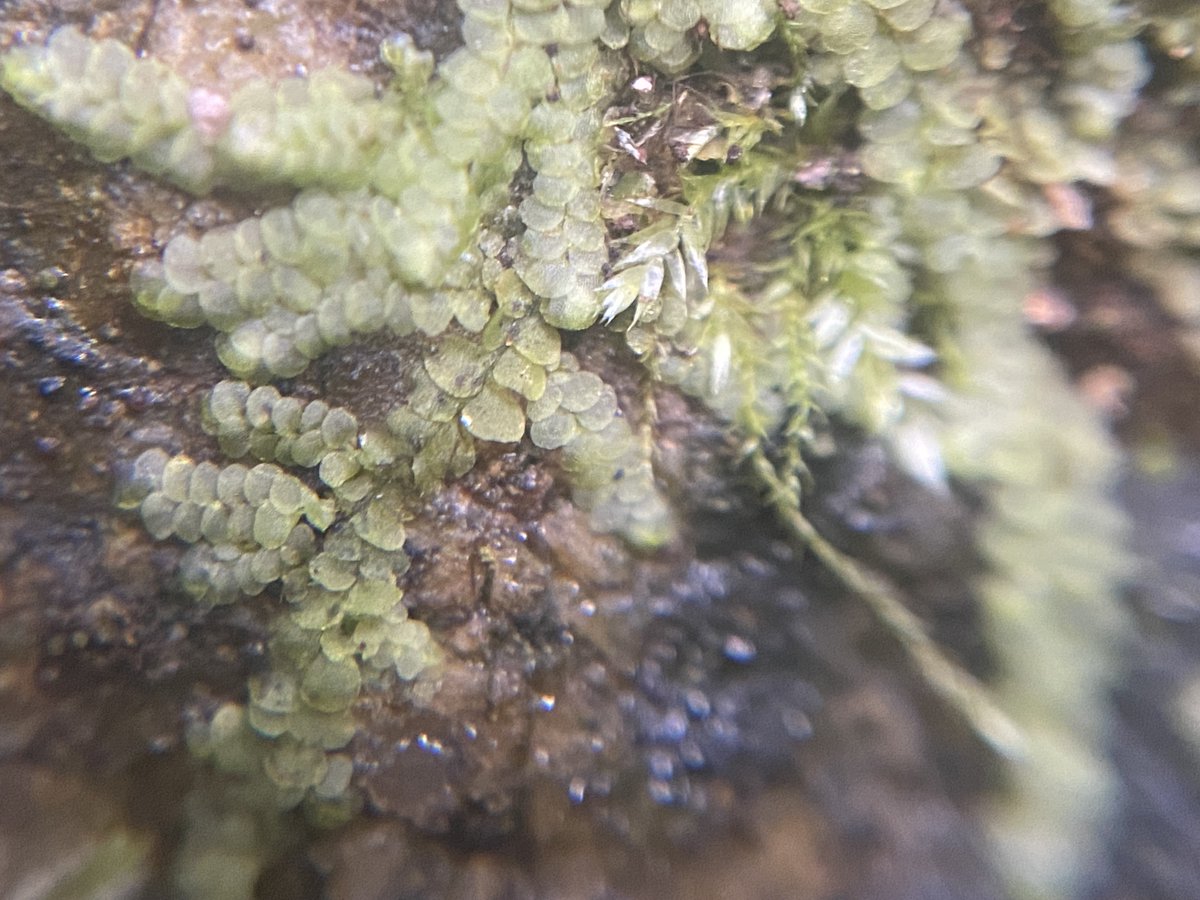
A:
[568, 777, 586, 804]
[722, 635, 756, 663]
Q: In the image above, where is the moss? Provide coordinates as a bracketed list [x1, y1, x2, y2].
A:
[3, 0, 1182, 895]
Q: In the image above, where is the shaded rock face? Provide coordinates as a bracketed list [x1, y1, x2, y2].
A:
[322, 492, 1000, 900]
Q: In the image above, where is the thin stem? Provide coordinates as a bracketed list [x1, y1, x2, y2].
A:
[749, 446, 1025, 759]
